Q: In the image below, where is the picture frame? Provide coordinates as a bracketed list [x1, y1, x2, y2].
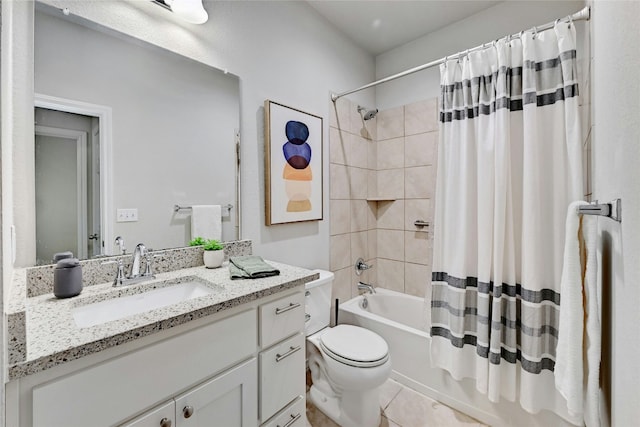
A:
[264, 100, 323, 225]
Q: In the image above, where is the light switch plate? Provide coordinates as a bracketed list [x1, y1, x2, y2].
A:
[116, 208, 138, 222]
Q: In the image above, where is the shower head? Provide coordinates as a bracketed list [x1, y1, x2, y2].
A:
[357, 105, 379, 121]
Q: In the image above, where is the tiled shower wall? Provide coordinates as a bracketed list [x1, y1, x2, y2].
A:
[329, 97, 438, 304]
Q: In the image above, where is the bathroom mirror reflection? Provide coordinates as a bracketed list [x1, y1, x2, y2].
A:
[32, 5, 240, 265]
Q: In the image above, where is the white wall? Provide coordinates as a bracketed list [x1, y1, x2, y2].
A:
[375, 0, 586, 109]
[6, 0, 376, 271]
[592, 1, 640, 425]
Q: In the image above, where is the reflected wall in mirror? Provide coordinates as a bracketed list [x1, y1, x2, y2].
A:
[32, 6, 240, 265]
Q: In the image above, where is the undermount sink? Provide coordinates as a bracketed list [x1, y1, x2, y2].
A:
[72, 280, 218, 328]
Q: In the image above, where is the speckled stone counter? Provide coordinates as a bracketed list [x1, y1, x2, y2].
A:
[7, 258, 318, 380]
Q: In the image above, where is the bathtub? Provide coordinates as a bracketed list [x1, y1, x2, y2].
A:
[338, 288, 574, 427]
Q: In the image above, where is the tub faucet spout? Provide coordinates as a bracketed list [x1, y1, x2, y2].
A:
[357, 281, 376, 294]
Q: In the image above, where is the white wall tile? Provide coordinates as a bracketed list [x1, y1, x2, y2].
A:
[330, 164, 350, 199]
[377, 137, 405, 170]
[405, 166, 434, 199]
[405, 263, 430, 298]
[351, 231, 368, 263]
[368, 229, 377, 260]
[376, 258, 405, 292]
[405, 231, 432, 265]
[377, 106, 404, 140]
[405, 199, 432, 231]
[348, 134, 370, 169]
[330, 234, 351, 270]
[377, 169, 404, 199]
[351, 199, 369, 232]
[405, 132, 438, 167]
[378, 229, 405, 261]
[329, 127, 347, 165]
[330, 199, 350, 235]
[348, 166, 369, 199]
[405, 98, 438, 135]
[377, 200, 405, 230]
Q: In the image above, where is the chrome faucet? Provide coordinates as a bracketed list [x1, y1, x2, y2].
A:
[102, 242, 156, 287]
[357, 281, 376, 294]
[130, 243, 147, 278]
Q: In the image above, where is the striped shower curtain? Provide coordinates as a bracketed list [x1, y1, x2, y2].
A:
[430, 23, 583, 422]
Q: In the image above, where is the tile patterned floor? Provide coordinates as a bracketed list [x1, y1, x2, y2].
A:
[306, 378, 487, 427]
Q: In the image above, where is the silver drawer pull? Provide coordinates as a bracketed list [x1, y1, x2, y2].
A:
[278, 413, 302, 427]
[276, 345, 301, 362]
[275, 302, 301, 315]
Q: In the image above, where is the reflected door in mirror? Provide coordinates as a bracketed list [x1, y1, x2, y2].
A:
[34, 108, 101, 264]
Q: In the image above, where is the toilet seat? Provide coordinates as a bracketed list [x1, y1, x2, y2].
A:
[319, 325, 389, 368]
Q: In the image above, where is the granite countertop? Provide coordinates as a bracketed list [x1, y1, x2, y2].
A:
[7, 261, 318, 380]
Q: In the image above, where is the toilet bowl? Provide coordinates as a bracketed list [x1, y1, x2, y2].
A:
[305, 270, 392, 427]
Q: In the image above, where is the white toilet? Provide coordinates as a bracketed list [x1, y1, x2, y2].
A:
[305, 270, 392, 427]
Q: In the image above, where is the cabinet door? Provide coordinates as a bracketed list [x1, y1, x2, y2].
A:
[259, 333, 305, 422]
[121, 400, 174, 427]
[175, 358, 257, 427]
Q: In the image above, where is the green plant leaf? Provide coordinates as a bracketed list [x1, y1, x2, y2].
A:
[203, 239, 223, 251]
[189, 237, 206, 246]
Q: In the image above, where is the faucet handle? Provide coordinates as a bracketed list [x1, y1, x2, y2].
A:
[143, 250, 156, 277]
[102, 257, 126, 286]
[354, 258, 373, 276]
[114, 236, 126, 255]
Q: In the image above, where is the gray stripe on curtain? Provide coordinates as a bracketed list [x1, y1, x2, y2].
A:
[432, 271, 561, 304]
[439, 49, 578, 123]
[431, 273, 560, 368]
[430, 326, 556, 374]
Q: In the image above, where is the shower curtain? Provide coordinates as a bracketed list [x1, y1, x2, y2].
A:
[430, 23, 583, 422]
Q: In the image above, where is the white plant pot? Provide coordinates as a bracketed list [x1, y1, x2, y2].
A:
[203, 250, 224, 269]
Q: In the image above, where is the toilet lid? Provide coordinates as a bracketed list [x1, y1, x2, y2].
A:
[319, 325, 389, 366]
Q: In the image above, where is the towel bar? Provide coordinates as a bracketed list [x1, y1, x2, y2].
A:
[174, 204, 233, 213]
[576, 199, 621, 222]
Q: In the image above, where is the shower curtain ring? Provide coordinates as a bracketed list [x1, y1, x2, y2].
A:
[532, 26, 538, 39]
[568, 15, 574, 28]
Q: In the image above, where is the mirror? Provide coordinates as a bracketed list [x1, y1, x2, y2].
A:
[32, 6, 240, 265]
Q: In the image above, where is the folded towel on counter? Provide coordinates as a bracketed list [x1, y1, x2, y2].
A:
[229, 256, 280, 280]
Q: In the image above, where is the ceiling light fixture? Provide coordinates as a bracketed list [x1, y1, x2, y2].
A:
[152, 0, 208, 25]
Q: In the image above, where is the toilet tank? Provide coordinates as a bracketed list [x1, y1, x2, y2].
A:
[305, 270, 334, 336]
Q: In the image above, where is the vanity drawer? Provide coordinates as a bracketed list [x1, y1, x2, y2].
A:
[262, 396, 305, 427]
[259, 333, 305, 422]
[259, 291, 305, 348]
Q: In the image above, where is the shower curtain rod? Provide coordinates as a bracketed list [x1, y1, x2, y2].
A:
[331, 6, 590, 102]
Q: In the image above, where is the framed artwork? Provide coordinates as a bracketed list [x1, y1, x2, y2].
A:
[264, 100, 323, 225]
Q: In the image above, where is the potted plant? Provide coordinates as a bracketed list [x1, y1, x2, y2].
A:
[202, 239, 224, 268]
[189, 237, 224, 268]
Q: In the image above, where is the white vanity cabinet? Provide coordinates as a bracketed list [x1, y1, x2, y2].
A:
[6, 286, 308, 427]
[125, 358, 257, 427]
[258, 292, 306, 424]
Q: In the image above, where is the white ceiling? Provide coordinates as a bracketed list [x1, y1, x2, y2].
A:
[307, 0, 502, 56]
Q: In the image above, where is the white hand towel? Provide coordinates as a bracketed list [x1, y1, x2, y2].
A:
[191, 205, 222, 241]
[556, 201, 602, 427]
[556, 201, 588, 418]
[582, 213, 601, 427]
